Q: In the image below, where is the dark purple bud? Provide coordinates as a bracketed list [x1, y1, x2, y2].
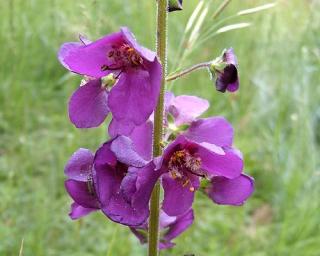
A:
[169, 0, 183, 12]
[209, 48, 239, 93]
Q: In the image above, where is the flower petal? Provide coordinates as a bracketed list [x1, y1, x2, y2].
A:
[108, 119, 153, 160]
[226, 79, 239, 92]
[108, 60, 161, 126]
[128, 120, 153, 161]
[164, 209, 194, 241]
[69, 202, 97, 220]
[159, 212, 177, 229]
[121, 27, 156, 62]
[162, 174, 195, 216]
[216, 64, 239, 93]
[130, 163, 161, 210]
[58, 42, 82, 71]
[208, 174, 254, 205]
[94, 164, 120, 209]
[65, 180, 99, 209]
[223, 48, 238, 66]
[101, 193, 149, 227]
[185, 117, 233, 147]
[64, 148, 94, 181]
[68, 79, 109, 128]
[120, 163, 160, 209]
[59, 32, 123, 77]
[197, 144, 243, 178]
[110, 136, 149, 167]
[159, 242, 176, 250]
[169, 95, 209, 126]
[94, 141, 118, 169]
[164, 91, 175, 112]
[130, 228, 148, 244]
[108, 118, 135, 138]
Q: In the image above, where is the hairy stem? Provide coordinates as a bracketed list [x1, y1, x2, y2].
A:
[166, 62, 211, 82]
[148, 0, 168, 256]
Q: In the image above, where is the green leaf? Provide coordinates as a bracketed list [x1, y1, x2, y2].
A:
[216, 22, 251, 34]
[237, 3, 276, 16]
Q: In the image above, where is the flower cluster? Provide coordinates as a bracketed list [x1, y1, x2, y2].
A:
[59, 28, 254, 249]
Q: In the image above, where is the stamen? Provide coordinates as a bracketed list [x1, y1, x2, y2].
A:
[86, 174, 95, 196]
[182, 179, 190, 187]
[101, 64, 108, 71]
[100, 64, 124, 71]
[168, 149, 204, 192]
[106, 43, 143, 69]
[108, 51, 114, 58]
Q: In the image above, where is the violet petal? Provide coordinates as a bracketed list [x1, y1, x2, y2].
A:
[69, 202, 97, 220]
[185, 117, 234, 147]
[208, 174, 254, 205]
[68, 79, 109, 128]
[64, 148, 94, 181]
[59, 32, 123, 77]
[162, 174, 195, 216]
[108, 60, 161, 126]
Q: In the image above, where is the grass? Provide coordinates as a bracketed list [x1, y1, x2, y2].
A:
[0, 0, 319, 255]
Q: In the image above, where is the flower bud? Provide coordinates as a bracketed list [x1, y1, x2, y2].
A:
[169, 0, 183, 12]
[209, 48, 239, 93]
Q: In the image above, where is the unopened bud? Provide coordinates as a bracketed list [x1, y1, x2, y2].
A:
[169, 0, 183, 12]
[209, 48, 239, 93]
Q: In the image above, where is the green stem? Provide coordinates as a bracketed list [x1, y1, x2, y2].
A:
[166, 61, 211, 82]
[148, 0, 168, 256]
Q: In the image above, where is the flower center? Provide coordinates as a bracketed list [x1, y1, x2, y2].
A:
[101, 44, 143, 71]
[168, 149, 203, 192]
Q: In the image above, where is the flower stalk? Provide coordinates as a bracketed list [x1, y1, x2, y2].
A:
[166, 62, 211, 82]
[148, 0, 168, 255]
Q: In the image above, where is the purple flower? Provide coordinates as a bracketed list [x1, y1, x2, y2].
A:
[64, 148, 100, 220]
[58, 27, 161, 130]
[93, 121, 160, 226]
[159, 136, 243, 216]
[210, 48, 239, 93]
[158, 116, 253, 216]
[64, 120, 160, 226]
[131, 209, 194, 249]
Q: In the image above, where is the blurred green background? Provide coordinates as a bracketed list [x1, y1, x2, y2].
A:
[0, 0, 319, 255]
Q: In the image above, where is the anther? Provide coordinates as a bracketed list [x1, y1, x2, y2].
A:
[108, 51, 114, 58]
[87, 174, 95, 196]
[101, 64, 108, 71]
[182, 179, 190, 187]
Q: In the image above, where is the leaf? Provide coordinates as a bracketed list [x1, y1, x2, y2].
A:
[188, 5, 208, 45]
[185, 0, 204, 32]
[237, 3, 276, 16]
[216, 22, 251, 34]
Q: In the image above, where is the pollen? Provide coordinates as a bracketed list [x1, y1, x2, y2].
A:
[103, 44, 143, 71]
